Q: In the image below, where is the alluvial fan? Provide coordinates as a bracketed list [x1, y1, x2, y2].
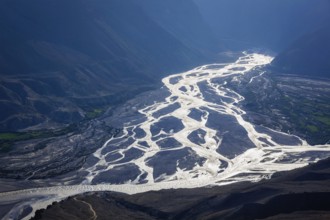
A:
[83, 52, 330, 185]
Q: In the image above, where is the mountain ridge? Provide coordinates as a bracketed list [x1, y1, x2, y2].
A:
[0, 0, 216, 131]
[194, 0, 330, 51]
[271, 26, 330, 78]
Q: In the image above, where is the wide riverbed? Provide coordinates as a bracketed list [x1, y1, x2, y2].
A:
[1, 52, 330, 220]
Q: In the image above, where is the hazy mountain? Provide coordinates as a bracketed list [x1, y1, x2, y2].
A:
[138, 0, 220, 56]
[0, 0, 216, 131]
[271, 27, 330, 78]
[194, 0, 330, 51]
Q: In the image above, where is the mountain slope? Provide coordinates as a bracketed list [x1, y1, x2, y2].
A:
[271, 27, 330, 78]
[138, 0, 220, 56]
[0, 0, 215, 131]
[194, 0, 330, 51]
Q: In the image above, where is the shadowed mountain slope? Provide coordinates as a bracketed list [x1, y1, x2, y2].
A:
[0, 0, 216, 131]
[194, 0, 330, 51]
[271, 27, 330, 78]
[138, 0, 219, 56]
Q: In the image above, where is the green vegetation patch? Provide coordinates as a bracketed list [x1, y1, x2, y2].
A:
[86, 108, 105, 119]
[0, 124, 78, 153]
[306, 125, 319, 133]
[316, 116, 330, 126]
[0, 133, 21, 140]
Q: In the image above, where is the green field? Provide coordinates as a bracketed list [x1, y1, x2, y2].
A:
[0, 124, 78, 153]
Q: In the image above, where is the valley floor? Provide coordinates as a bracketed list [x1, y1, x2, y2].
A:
[1, 52, 330, 220]
[32, 157, 330, 220]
